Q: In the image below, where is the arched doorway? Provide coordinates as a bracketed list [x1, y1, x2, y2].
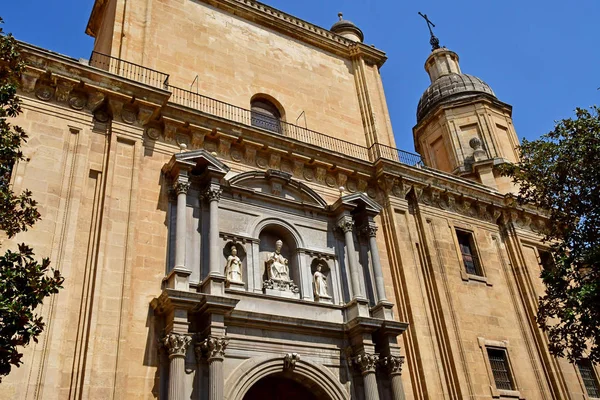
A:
[243, 373, 325, 400]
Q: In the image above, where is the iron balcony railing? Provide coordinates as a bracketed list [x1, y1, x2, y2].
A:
[84, 51, 422, 166]
[169, 85, 423, 166]
[89, 51, 170, 90]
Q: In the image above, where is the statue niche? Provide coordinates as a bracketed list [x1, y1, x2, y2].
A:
[311, 259, 332, 303]
[262, 238, 299, 298]
[224, 242, 245, 291]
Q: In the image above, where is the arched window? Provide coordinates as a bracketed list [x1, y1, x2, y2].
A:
[251, 98, 282, 133]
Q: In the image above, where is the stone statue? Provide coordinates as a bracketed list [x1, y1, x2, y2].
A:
[266, 239, 290, 281]
[225, 246, 243, 284]
[313, 265, 330, 299]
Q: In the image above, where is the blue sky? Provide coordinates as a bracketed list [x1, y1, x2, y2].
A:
[3, 0, 599, 153]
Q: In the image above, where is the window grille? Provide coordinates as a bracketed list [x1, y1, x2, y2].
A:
[487, 348, 515, 391]
[577, 359, 600, 398]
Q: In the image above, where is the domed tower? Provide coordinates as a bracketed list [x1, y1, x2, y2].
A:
[413, 46, 520, 192]
[330, 13, 364, 42]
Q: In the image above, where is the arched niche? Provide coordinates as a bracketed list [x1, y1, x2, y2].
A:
[223, 241, 247, 290]
[258, 224, 302, 297]
[310, 258, 333, 303]
[224, 355, 349, 400]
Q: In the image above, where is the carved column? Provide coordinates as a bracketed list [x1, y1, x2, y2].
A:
[201, 336, 229, 400]
[174, 178, 191, 270]
[365, 223, 388, 302]
[338, 216, 364, 299]
[163, 333, 192, 400]
[168, 176, 192, 290]
[381, 356, 406, 400]
[354, 352, 380, 400]
[204, 186, 223, 276]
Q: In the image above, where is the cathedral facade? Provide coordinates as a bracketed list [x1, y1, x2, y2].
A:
[2, 0, 599, 399]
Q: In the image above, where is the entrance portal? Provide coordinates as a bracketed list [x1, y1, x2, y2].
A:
[243, 373, 323, 400]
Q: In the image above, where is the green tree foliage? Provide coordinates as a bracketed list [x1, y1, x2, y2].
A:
[502, 105, 600, 363]
[0, 18, 64, 380]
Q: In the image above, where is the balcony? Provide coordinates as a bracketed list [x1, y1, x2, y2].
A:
[88, 52, 423, 167]
[89, 51, 170, 90]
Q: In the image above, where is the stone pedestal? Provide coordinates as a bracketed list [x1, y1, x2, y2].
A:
[263, 278, 300, 299]
[226, 280, 246, 292]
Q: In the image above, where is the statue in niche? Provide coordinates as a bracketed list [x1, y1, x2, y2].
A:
[266, 239, 290, 281]
[225, 245, 243, 284]
[263, 239, 299, 295]
[313, 263, 331, 301]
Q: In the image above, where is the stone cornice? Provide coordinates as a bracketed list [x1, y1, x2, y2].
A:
[17, 42, 549, 234]
[413, 93, 513, 134]
[200, 0, 387, 67]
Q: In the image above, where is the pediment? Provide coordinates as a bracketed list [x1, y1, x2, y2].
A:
[228, 170, 328, 208]
[164, 149, 230, 177]
[331, 192, 382, 214]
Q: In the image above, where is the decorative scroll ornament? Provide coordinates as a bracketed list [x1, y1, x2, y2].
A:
[283, 353, 301, 371]
[202, 336, 229, 361]
[173, 180, 191, 195]
[380, 355, 405, 375]
[163, 333, 192, 358]
[203, 187, 223, 202]
[353, 352, 379, 374]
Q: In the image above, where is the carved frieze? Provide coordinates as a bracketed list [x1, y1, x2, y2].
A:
[68, 91, 87, 110]
[35, 83, 54, 101]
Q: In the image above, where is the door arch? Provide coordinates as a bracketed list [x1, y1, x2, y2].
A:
[225, 355, 349, 400]
[243, 373, 320, 400]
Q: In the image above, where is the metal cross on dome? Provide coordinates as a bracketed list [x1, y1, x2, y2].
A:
[418, 12, 441, 51]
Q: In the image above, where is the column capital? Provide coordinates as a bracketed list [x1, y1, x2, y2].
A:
[173, 180, 191, 195]
[353, 352, 379, 375]
[380, 355, 405, 376]
[200, 336, 229, 362]
[163, 333, 192, 358]
[337, 216, 355, 233]
[362, 223, 378, 238]
[203, 186, 223, 202]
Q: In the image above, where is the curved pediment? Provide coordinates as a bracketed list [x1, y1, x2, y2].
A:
[228, 170, 328, 208]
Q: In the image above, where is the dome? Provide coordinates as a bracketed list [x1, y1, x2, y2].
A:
[330, 13, 364, 42]
[417, 73, 496, 122]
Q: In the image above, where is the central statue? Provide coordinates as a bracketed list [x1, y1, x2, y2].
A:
[266, 239, 290, 281]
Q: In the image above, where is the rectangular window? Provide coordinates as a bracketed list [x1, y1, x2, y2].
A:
[487, 348, 515, 391]
[577, 359, 600, 398]
[456, 230, 482, 276]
